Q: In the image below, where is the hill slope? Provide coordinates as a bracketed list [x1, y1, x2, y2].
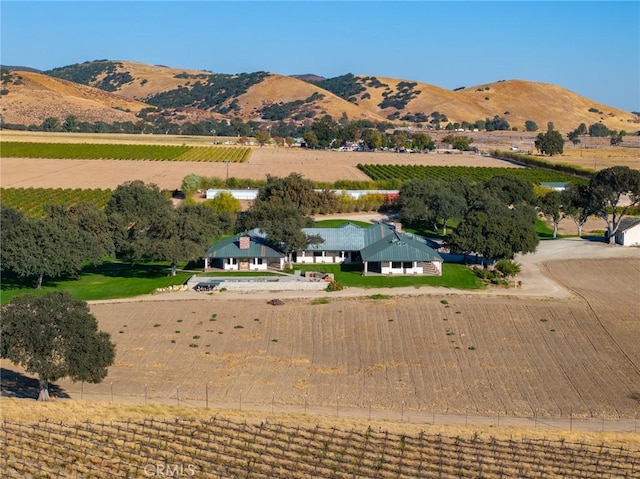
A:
[3, 60, 637, 132]
[1, 70, 149, 126]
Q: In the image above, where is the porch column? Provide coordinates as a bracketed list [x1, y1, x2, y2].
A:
[204, 257, 209, 270]
[364, 261, 368, 275]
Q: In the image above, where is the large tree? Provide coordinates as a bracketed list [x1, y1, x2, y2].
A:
[1, 292, 115, 401]
[106, 180, 174, 263]
[410, 132, 435, 152]
[537, 190, 565, 238]
[534, 129, 564, 156]
[484, 175, 535, 206]
[153, 204, 228, 275]
[1, 204, 111, 289]
[257, 173, 334, 215]
[588, 166, 640, 242]
[450, 209, 538, 264]
[561, 184, 595, 237]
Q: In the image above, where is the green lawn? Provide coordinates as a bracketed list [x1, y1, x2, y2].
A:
[0, 262, 191, 304]
[294, 263, 484, 290]
[0, 261, 292, 304]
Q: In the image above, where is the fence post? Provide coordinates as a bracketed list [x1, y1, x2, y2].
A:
[570, 407, 573, 432]
[401, 401, 405, 422]
[176, 386, 180, 406]
[271, 391, 275, 414]
[145, 384, 148, 405]
[205, 383, 208, 409]
[239, 390, 242, 411]
[110, 382, 113, 402]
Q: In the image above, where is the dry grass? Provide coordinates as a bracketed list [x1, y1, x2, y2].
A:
[4, 63, 638, 133]
[1, 398, 637, 447]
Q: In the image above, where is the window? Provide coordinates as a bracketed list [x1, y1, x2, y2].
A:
[391, 261, 402, 269]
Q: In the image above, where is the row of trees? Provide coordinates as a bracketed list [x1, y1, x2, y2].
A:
[399, 175, 539, 263]
[1, 181, 236, 288]
[538, 166, 640, 239]
[398, 166, 640, 262]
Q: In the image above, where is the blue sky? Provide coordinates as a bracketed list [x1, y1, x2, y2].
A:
[1, 1, 638, 111]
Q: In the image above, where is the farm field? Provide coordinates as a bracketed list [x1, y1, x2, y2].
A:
[357, 164, 585, 184]
[1, 141, 250, 162]
[0, 147, 516, 189]
[4, 253, 637, 422]
[2, 401, 639, 478]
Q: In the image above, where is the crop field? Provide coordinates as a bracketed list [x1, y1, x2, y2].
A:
[357, 164, 586, 184]
[0, 187, 112, 217]
[3, 413, 639, 478]
[15, 257, 632, 422]
[1, 141, 250, 162]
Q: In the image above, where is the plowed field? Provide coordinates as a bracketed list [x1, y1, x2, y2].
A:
[19, 256, 635, 420]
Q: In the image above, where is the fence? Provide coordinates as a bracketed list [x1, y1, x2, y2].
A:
[59, 381, 640, 434]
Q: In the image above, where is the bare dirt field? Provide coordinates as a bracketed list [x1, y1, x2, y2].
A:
[4, 241, 635, 422]
[0, 148, 514, 189]
[2, 130, 638, 189]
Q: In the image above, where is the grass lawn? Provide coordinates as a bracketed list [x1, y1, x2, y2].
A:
[294, 263, 484, 290]
[0, 261, 289, 304]
[0, 261, 193, 304]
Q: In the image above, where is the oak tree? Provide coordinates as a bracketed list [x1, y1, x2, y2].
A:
[1, 292, 115, 401]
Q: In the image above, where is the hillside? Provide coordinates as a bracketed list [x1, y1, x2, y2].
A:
[0, 70, 149, 126]
[2, 60, 638, 132]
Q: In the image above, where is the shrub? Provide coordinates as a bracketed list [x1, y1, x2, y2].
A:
[326, 280, 344, 292]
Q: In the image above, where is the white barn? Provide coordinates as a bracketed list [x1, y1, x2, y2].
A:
[615, 218, 640, 246]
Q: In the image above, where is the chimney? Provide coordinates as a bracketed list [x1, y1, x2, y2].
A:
[239, 236, 250, 250]
[392, 222, 402, 233]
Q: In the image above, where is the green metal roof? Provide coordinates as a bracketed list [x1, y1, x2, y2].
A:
[360, 231, 443, 263]
[302, 222, 394, 251]
[205, 232, 284, 259]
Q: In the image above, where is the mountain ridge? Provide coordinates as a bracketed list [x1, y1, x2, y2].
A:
[1, 60, 637, 133]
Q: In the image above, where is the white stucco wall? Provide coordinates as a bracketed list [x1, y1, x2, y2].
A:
[616, 225, 640, 246]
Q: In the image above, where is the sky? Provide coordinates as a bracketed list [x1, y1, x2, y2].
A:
[1, 1, 639, 111]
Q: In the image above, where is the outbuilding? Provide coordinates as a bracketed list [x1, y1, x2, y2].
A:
[615, 218, 640, 246]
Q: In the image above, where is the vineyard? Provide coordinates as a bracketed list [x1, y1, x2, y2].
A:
[1, 142, 251, 162]
[2, 415, 638, 478]
[0, 188, 113, 217]
[357, 164, 586, 184]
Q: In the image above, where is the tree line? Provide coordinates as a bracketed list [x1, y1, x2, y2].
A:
[398, 166, 640, 264]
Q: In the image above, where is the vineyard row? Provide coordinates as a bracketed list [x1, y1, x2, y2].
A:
[357, 164, 586, 184]
[1, 142, 251, 162]
[0, 187, 113, 218]
[2, 417, 638, 479]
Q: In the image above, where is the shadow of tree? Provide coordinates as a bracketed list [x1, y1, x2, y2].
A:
[1, 368, 70, 400]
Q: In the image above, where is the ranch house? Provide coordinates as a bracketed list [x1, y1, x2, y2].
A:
[204, 232, 285, 271]
[205, 222, 443, 275]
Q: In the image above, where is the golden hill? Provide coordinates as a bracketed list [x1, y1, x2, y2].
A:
[235, 73, 390, 123]
[2, 60, 637, 133]
[0, 70, 149, 126]
[455, 79, 638, 132]
[103, 61, 214, 100]
[351, 75, 637, 132]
